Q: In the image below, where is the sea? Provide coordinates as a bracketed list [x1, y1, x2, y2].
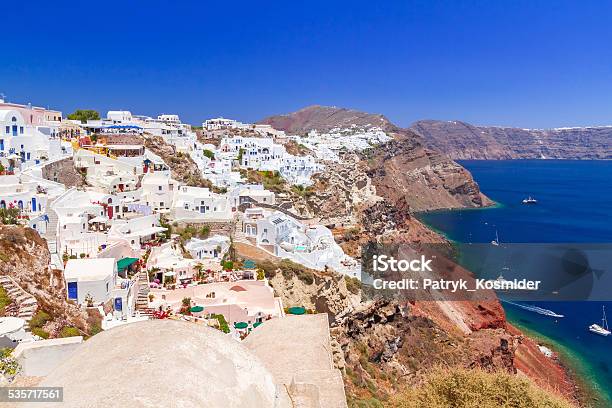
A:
[419, 160, 612, 407]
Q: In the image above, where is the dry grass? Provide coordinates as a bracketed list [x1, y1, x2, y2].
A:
[389, 366, 575, 408]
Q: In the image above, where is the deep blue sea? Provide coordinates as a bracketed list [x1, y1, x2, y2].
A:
[420, 160, 612, 406]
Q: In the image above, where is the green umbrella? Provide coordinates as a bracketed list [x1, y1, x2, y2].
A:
[234, 322, 248, 329]
[253, 322, 262, 328]
[287, 306, 306, 315]
[190, 306, 204, 313]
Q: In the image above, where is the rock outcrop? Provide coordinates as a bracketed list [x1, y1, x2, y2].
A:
[0, 226, 90, 334]
[260, 105, 492, 212]
[413, 119, 612, 160]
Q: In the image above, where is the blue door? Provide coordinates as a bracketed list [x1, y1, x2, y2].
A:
[114, 297, 123, 312]
[0, 139, 3, 151]
[67, 282, 78, 300]
[31, 197, 37, 211]
[12, 125, 17, 136]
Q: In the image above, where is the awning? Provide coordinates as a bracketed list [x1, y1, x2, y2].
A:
[117, 257, 139, 272]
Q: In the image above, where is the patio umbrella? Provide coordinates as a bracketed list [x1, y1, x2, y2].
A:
[190, 306, 204, 313]
[234, 322, 248, 330]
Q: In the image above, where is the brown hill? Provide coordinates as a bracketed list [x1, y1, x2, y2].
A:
[260, 105, 492, 211]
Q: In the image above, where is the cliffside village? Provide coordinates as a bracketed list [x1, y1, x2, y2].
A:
[0, 97, 396, 351]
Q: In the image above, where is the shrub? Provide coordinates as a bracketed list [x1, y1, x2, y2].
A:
[31, 327, 50, 339]
[389, 367, 574, 408]
[59, 326, 80, 338]
[29, 310, 51, 329]
[345, 276, 362, 295]
[0, 348, 20, 377]
[212, 314, 230, 333]
[0, 287, 11, 314]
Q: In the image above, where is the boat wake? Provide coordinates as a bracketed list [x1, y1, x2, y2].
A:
[502, 300, 564, 318]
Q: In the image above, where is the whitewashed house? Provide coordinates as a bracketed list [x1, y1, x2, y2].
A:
[64, 258, 135, 319]
[172, 185, 233, 221]
[107, 214, 166, 250]
[140, 171, 178, 212]
[253, 210, 361, 279]
[184, 235, 230, 260]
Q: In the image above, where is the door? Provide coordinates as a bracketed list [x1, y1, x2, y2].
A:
[67, 282, 78, 300]
[31, 197, 37, 211]
[107, 205, 113, 219]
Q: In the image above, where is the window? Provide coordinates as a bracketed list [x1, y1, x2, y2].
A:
[158, 186, 162, 191]
[160, 202, 164, 207]
[19, 127, 23, 134]
[5, 126, 8, 134]
[106, 282, 109, 292]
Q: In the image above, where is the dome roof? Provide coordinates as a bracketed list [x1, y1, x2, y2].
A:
[30, 320, 281, 408]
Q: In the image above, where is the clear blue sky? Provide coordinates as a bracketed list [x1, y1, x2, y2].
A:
[2, 0, 612, 128]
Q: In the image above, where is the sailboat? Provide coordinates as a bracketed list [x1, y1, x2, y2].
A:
[589, 306, 611, 336]
[522, 196, 537, 204]
[491, 230, 500, 246]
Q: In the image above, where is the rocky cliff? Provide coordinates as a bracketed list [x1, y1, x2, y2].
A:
[412, 120, 612, 160]
[260, 106, 492, 212]
[0, 226, 94, 336]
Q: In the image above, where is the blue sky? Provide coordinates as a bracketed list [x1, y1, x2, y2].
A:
[2, 0, 612, 128]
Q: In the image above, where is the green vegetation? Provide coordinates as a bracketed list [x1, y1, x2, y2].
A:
[59, 326, 80, 338]
[67, 109, 100, 123]
[0, 208, 20, 224]
[389, 367, 574, 408]
[29, 310, 51, 329]
[258, 259, 315, 285]
[242, 170, 286, 193]
[0, 286, 11, 315]
[291, 184, 314, 198]
[344, 276, 362, 295]
[0, 348, 20, 378]
[175, 224, 210, 243]
[212, 314, 230, 333]
[31, 327, 50, 339]
[237, 148, 245, 163]
[202, 149, 215, 159]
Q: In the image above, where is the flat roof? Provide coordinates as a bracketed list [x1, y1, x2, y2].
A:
[64, 258, 115, 282]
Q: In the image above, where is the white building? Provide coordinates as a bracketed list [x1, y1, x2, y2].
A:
[0, 109, 63, 170]
[229, 184, 275, 209]
[244, 210, 360, 279]
[172, 185, 233, 221]
[203, 117, 247, 131]
[184, 235, 230, 260]
[140, 171, 178, 212]
[64, 258, 135, 319]
[107, 214, 166, 250]
[219, 137, 321, 186]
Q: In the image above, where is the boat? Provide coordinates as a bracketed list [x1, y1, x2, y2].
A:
[522, 196, 537, 204]
[589, 306, 611, 336]
[491, 230, 500, 246]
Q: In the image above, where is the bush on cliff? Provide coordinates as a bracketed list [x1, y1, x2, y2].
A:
[389, 367, 573, 408]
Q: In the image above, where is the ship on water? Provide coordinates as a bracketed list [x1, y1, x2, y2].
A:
[589, 306, 611, 336]
[522, 196, 537, 204]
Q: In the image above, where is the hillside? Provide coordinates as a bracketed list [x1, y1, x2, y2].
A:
[412, 120, 612, 160]
[259, 106, 492, 211]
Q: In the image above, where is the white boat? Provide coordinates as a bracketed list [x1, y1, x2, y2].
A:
[491, 230, 500, 246]
[589, 306, 611, 336]
[522, 196, 537, 204]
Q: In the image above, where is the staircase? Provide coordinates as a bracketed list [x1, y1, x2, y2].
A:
[0, 276, 38, 331]
[43, 200, 64, 270]
[135, 271, 152, 314]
